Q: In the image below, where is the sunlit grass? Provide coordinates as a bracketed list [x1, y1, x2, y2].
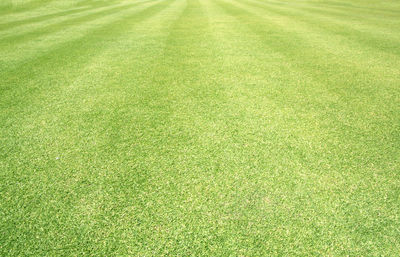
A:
[1, 0, 399, 255]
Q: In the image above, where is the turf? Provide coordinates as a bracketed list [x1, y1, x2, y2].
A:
[1, 0, 400, 255]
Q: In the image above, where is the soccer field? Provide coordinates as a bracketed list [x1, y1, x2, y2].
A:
[1, 0, 399, 255]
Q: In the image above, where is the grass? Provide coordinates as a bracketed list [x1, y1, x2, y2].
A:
[0, 0, 399, 255]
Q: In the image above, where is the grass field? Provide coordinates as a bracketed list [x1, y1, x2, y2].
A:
[1, 0, 400, 255]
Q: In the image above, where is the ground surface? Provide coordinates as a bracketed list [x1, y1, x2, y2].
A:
[1, 0, 400, 255]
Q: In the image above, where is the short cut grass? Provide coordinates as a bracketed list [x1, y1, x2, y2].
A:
[1, 0, 400, 255]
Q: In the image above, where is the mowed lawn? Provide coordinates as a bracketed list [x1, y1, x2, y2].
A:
[1, 0, 399, 255]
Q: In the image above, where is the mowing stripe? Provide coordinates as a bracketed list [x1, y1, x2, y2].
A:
[0, 1, 119, 31]
[239, 0, 400, 56]
[0, 0, 175, 108]
[0, 1, 152, 44]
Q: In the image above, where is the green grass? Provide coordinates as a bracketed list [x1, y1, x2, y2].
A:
[1, 0, 399, 255]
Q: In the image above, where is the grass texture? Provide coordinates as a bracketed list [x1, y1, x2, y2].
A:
[1, 0, 399, 255]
